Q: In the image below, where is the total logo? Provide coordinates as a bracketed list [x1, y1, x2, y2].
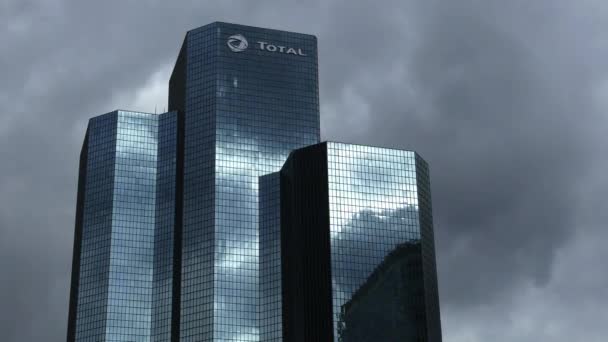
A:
[227, 34, 307, 56]
[227, 34, 249, 52]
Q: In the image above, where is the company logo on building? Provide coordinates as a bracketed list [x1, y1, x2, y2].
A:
[227, 34, 307, 56]
[227, 34, 249, 52]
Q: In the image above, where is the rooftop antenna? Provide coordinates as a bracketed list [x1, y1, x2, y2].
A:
[155, 104, 157, 114]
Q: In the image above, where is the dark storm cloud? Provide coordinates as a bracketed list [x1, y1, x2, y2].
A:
[0, 2, 236, 341]
[1, 1, 607, 341]
[317, 0, 607, 309]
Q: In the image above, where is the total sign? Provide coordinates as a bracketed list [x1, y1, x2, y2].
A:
[227, 34, 307, 56]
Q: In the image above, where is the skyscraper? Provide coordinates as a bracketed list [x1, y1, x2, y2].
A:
[67, 22, 441, 342]
[68, 22, 319, 342]
[67, 110, 176, 342]
[269, 142, 442, 341]
[167, 22, 319, 341]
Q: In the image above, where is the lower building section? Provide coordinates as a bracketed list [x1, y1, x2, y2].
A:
[67, 110, 177, 342]
[69, 112, 117, 342]
[262, 142, 442, 342]
[69, 120, 442, 342]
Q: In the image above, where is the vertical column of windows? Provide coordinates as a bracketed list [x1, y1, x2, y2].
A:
[212, 23, 319, 341]
[75, 113, 117, 342]
[180, 27, 218, 341]
[152, 112, 178, 342]
[105, 112, 159, 342]
[327, 143, 422, 341]
[259, 173, 282, 342]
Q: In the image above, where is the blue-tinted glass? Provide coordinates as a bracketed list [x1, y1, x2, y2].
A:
[72, 110, 181, 342]
[74, 112, 117, 342]
[174, 22, 319, 341]
[272, 142, 441, 341]
[152, 112, 178, 342]
[105, 111, 159, 342]
[69, 23, 322, 342]
[326, 142, 440, 341]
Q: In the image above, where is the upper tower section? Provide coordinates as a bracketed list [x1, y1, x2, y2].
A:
[168, 21, 320, 141]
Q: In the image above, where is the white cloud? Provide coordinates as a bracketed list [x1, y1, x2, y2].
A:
[109, 64, 172, 114]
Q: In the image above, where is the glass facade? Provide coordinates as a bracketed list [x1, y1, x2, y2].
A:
[68, 110, 177, 342]
[169, 22, 319, 341]
[106, 111, 159, 341]
[70, 112, 117, 342]
[277, 142, 442, 341]
[69, 22, 320, 342]
[68, 21, 442, 342]
[327, 142, 425, 341]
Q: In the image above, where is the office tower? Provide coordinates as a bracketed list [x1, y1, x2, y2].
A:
[270, 142, 442, 342]
[67, 110, 176, 342]
[167, 22, 319, 341]
[67, 21, 442, 342]
[67, 22, 319, 342]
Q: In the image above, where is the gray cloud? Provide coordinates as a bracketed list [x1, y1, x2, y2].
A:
[1, 0, 607, 341]
[317, 0, 608, 305]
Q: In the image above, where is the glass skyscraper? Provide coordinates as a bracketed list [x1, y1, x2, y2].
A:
[167, 22, 319, 341]
[67, 110, 176, 342]
[272, 142, 442, 341]
[68, 22, 319, 342]
[68, 22, 441, 342]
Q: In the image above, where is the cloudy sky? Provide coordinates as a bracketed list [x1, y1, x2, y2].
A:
[1, 0, 607, 341]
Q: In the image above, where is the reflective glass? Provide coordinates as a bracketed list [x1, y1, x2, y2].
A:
[73, 110, 168, 342]
[326, 142, 426, 341]
[172, 22, 320, 341]
[105, 111, 159, 342]
[275, 142, 442, 341]
[74, 112, 117, 342]
[152, 112, 178, 342]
